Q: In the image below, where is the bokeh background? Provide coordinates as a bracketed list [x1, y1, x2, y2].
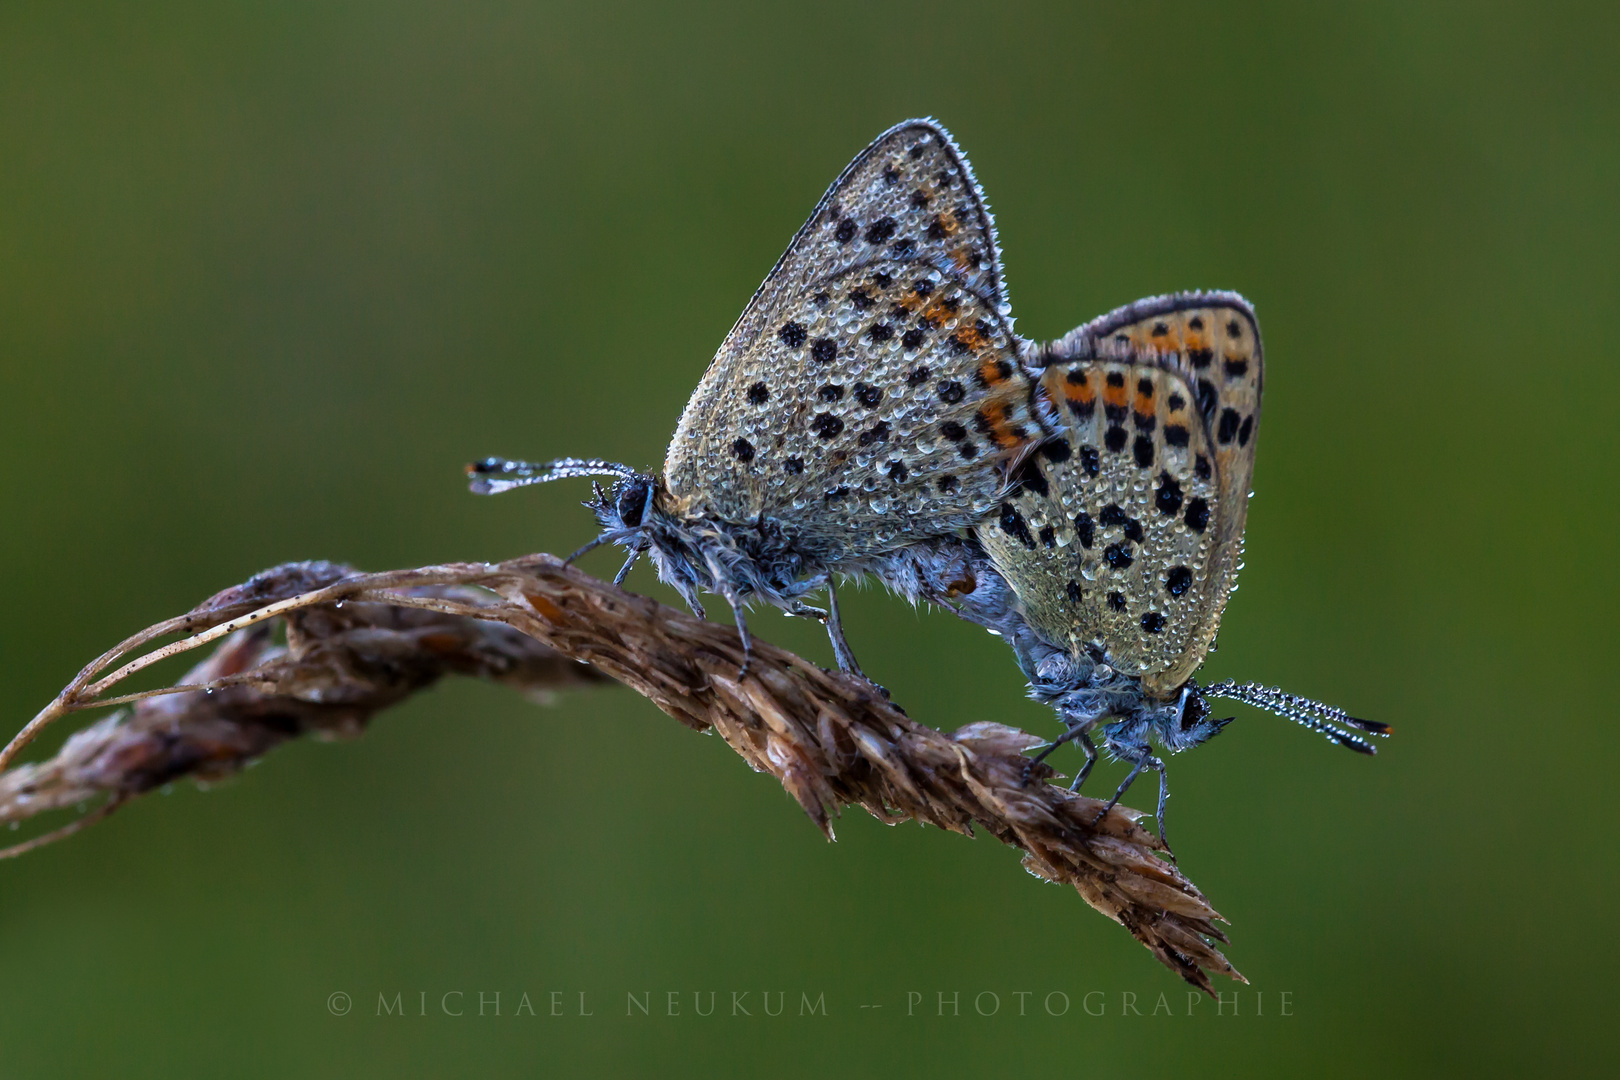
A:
[2, 2, 1614, 1076]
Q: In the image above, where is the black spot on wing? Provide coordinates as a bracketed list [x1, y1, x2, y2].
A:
[1155, 473, 1184, 515]
[1009, 457, 1049, 498]
[857, 421, 890, 446]
[1074, 511, 1094, 548]
[1132, 434, 1154, 468]
[998, 503, 1037, 550]
[1196, 378, 1218, 418]
[812, 413, 844, 439]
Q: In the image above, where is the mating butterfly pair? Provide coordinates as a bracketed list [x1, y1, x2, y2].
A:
[468, 120, 1387, 851]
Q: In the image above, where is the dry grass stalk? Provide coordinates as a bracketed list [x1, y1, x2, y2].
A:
[0, 554, 1243, 992]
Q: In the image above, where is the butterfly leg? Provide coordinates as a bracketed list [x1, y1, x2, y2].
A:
[824, 582, 889, 697]
[612, 543, 646, 586]
[1068, 731, 1098, 793]
[823, 581, 865, 677]
[1151, 761, 1175, 864]
[1023, 724, 1090, 783]
[564, 533, 615, 565]
[1090, 753, 1166, 831]
[726, 594, 754, 679]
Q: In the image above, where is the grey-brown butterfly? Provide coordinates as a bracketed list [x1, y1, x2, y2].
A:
[469, 119, 1046, 676]
[975, 293, 1388, 850]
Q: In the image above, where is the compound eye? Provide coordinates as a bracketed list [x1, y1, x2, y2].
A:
[616, 482, 649, 528]
[1180, 692, 1209, 732]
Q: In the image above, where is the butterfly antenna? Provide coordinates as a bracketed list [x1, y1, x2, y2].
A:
[465, 457, 638, 496]
[1203, 680, 1391, 756]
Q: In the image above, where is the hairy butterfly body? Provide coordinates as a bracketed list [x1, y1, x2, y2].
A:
[470, 119, 1044, 676]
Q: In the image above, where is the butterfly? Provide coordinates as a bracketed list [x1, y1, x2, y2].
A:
[468, 119, 1046, 676]
[972, 293, 1389, 852]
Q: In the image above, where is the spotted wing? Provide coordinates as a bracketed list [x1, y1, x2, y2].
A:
[664, 120, 1040, 560]
[980, 294, 1262, 695]
[665, 258, 1040, 561]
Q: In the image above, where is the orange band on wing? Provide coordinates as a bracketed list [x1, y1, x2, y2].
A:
[975, 357, 1008, 387]
[975, 400, 1028, 449]
[1044, 366, 1095, 408]
[1102, 375, 1129, 411]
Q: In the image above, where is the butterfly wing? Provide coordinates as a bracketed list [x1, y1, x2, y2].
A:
[664, 120, 1040, 560]
[979, 294, 1262, 696]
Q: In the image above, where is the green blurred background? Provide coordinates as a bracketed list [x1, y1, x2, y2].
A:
[2, 2, 1614, 1075]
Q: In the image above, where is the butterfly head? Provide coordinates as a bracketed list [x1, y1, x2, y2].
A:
[589, 472, 658, 534]
[466, 456, 692, 589]
[1150, 682, 1234, 753]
